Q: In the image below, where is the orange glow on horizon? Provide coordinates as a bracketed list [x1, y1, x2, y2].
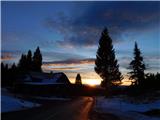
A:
[70, 78, 101, 86]
[70, 77, 131, 86]
[85, 79, 101, 86]
[121, 77, 132, 86]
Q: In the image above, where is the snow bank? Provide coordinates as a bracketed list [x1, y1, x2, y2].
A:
[95, 96, 160, 120]
[96, 97, 160, 112]
[1, 95, 40, 113]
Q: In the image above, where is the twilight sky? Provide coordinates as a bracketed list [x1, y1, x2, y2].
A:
[1, 1, 160, 85]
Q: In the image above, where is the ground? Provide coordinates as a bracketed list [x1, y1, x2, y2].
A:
[2, 88, 119, 120]
[1, 88, 40, 113]
[2, 97, 92, 120]
[93, 96, 160, 120]
[2, 96, 120, 120]
[4, 88, 160, 120]
[90, 110, 121, 120]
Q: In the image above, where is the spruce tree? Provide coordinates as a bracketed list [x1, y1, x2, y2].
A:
[18, 54, 27, 72]
[33, 46, 42, 72]
[3, 63, 9, 86]
[11, 63, 16, 70]
[95, 28, 122, 96]
[1, 62, 4, 72]
[128, 42, 145, 86]
[26, 50, 32, 71]
[75, 73, 82, 85]
[5, 64, 8, 71]
[1, 62, 5, 86]
[10, 63, 17, 86]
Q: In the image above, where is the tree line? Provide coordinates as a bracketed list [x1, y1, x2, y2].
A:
[95, 28, 160, 96]
[1, 27, 159, 96]
[1, 46, 42, 87]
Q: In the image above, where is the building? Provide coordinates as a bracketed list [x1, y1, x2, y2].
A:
[15, 72, 71, 97]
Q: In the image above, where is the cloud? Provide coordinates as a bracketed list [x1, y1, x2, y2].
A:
[42, 51, 85, 61]
[42, 67, 83, 72]
[1, 52, 16, 61]
[43, 58, 95, 66]
[42, 58, 101, 84]
[42, 58, 95, 73]
[119, 56, 131, 69]
[144, 55, 160, 71]
[44, 2, 160, 48]
[144, 55, 160, 62]
[45, 17, 101, 48]
[118, 54, 160, 74]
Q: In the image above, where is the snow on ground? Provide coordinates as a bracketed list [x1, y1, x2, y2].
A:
[94, 96, 160, 120]
[1, 88, 40, 113]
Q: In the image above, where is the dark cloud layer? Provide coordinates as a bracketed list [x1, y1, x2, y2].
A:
[44, 1, 159, 48]
[42, 51, 86, 61]
[1, 52, 14, 61]
[43, 58, 95, 65]
[1, 51, 21, 61]
[119, 54, 160, 73]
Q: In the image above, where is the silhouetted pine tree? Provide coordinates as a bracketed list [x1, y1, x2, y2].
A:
[11, 63, 17, 71]
[128, 42, 145, 86]
[5, 63, 8, 71]
[1, 63, 10, 86]
[33, 47, 42, 72]
[1, 62, 5, 86]
[75, 73, 82, 85]
[26, 50, 32, 71]
[1, 62, 4, 69]
[10, 63, 17, 86]
[95, 28, 123, 96]
[18, 54, 27, 72]
[1, 62, 5, 72]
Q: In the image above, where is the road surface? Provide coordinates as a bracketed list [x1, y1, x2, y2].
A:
[2, 97, 93, 120]
[2, 96, 121, 120]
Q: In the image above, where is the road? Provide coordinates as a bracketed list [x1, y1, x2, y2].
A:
[2, 97, 94, 120]
[2, 96, 121, 120]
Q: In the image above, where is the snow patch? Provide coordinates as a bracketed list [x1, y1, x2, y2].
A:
[1, 89, 40, 113]
[95, 96, 160, 120]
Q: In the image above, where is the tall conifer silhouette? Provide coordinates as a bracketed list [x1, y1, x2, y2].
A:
[75, 73, 82, 85]
[33, 46, 42, 72]
[128, 42, 145, 86]
[95, 28, 122, 96]
[26, 50, 32, 71]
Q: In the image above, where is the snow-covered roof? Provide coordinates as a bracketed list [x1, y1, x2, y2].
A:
[24, 72, 70, 85]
